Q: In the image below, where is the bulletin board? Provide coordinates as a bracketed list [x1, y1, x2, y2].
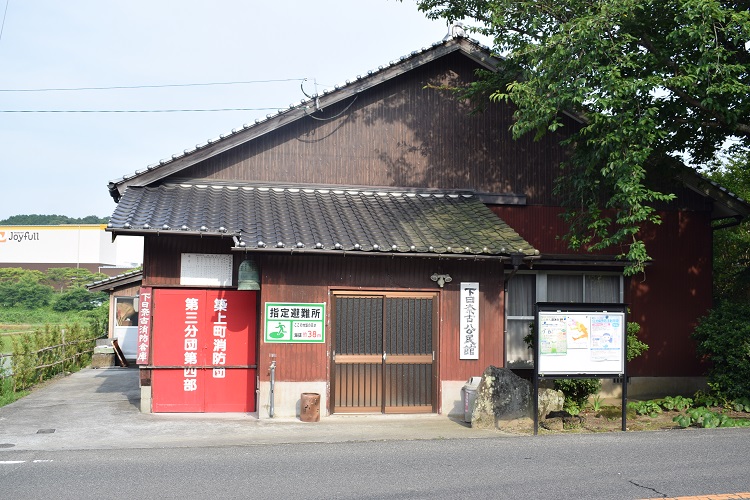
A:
[533, 302, 629, 435]
[536, 303, 627, 376]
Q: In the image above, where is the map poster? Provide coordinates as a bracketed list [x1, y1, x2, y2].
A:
[539, 314, 567, 355]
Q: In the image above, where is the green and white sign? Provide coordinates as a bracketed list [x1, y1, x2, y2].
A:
[264, 302, 326, 343]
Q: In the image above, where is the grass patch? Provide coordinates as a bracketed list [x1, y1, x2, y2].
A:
[0, 377, 29, 408]
[0, 307, 89, 325]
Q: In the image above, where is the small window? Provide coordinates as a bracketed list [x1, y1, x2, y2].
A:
[115, 297, 139, 327]
[506, 274, 535, 368]
[548, 275, 584, 302]
[505, 273, 622, 367]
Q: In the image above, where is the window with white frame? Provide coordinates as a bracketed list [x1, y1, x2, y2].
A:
[505, 273, 622, 368]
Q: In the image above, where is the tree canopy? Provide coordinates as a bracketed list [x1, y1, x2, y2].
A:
[411, 0, 750, 274]
[0, 214, 108, 225]
[706, 148, 750, 301]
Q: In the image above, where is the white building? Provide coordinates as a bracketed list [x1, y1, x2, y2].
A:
[0, 224, 143, 276]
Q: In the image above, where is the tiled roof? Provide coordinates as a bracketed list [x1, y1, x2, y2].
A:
[108, 184, 538, 258]
[86, 269, 143, 291]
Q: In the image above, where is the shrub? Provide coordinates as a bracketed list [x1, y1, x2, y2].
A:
[692, 301, 750, 400]
[554, 378, 602, 414]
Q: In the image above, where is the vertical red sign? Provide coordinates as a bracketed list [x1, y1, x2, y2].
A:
[150, 289, 257, 412]
[135, 287, 153, 365]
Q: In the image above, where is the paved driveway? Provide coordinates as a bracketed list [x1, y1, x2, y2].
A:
[0, 367, 499, 451]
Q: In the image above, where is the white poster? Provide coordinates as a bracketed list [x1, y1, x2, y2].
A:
[459, 282, 480, 360]
[180, 253, 233, 287]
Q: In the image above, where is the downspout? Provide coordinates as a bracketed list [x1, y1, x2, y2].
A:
[503, 253, 527, 293]
[269, 360, 276, 418]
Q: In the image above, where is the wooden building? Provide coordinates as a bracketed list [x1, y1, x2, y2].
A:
[105, 36, 750, 418]
[86, 270, 143, 361]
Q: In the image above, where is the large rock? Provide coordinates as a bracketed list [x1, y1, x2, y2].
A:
[538, 387, 565, 418]
[471, 366, 533, 431]
[470, 366, 565, 432]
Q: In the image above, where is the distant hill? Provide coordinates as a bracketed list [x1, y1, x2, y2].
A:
[0, 214, 109, 225]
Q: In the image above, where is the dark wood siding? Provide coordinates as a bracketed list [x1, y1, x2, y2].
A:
[169, 52, 576, 205]
[141, 233, 506, 384]
[142, 235, 236, 287]
[259, 254, 504, 383]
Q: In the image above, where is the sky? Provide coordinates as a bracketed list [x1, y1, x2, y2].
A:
[0, 0, 484, 221]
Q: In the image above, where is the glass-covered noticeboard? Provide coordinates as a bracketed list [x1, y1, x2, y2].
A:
[536, 303, 626, 376]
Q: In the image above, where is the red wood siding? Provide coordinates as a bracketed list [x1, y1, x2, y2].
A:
[495, 205, 713, 377]
[626, 211, 713, 377]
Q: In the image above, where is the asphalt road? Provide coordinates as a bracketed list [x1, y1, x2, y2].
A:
[2, 428, 750, 499]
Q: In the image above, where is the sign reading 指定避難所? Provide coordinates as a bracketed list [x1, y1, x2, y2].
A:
[459, 282, 479, 360]
[264, 302, 325, 343]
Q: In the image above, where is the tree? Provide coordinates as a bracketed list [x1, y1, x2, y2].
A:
[0, 278, 54, 308]
[52, 287, 107, 312]
[43, 268, 108, 293]
[411, 0, 750, 274]
[705, 148, 750, 301]
[0, 214, 108, 225]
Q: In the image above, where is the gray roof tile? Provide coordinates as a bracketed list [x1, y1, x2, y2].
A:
[108, 184, 538, 258]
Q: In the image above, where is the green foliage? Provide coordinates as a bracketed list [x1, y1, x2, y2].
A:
[626, 320, 648, 362]
[705, 151, 750, 302]
[52, 287, 107, 312]
[693, 388, 730, 409]
[554, 378, 602, 415]
[43, 267, 108, 292]
[9, 324, 99, 392]
[732, 397, 750, 413]
[0, 306, 92, 325]
[0, 278, 54, 308]
[628, 400, 663, 418]
[658, 395, 693, 412]
[692, 301, 750, 400]
[0, 268, 46, 284]
[588, 394, 604, 412]
[81, 303, 110, 337]
[412, 0, 750, 275]
[0, 214, 108, 225]
[673, 407, 750, 429]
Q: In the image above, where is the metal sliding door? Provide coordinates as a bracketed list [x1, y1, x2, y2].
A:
[333, 292, 437, 414]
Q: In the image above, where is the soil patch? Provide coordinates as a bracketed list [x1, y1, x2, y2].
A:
[537, 406, 750, 434]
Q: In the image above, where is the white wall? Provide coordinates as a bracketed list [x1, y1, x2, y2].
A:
[0, 225, 142, 267]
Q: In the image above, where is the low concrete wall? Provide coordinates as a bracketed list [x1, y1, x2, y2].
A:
[600, 376, 708, 401]
[441, 380, 466, 418]
[257, 381, 327, 419]
[140, 385, 152, 413]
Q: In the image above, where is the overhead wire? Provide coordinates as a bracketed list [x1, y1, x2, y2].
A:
[0, 77, 322, 113]
[0, 107, 287, 113]
[0, 0, 9, 45]
[0, 78, 307, 92]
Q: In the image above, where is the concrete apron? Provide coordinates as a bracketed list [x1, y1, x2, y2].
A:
[0, 367, 503, 452]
